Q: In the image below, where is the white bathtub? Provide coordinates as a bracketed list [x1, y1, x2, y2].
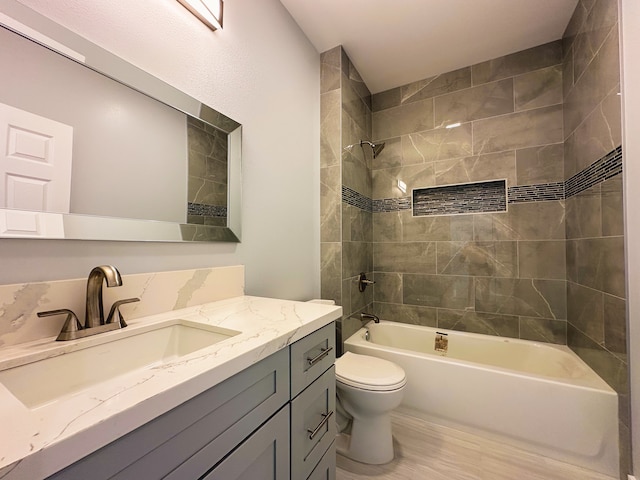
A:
[343, 321, 619, 477]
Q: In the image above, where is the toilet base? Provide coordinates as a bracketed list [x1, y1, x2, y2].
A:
[335, 413, 395, 464]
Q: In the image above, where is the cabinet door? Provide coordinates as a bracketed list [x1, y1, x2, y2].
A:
[307, 441, 336, 480]
[201, 406, 290, 480]
[291, 366, 336, 480]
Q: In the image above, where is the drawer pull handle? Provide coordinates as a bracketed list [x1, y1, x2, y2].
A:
[307, 347, 333, 366]
[307, 411, 334, 440]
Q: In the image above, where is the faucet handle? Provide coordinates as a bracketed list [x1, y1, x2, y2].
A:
[106, 298, 140, 328]
[37, 309, 83, 341]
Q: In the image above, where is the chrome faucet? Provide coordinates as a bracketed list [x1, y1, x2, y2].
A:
[85, 265, 122, 328]
[38, 265, 139, 341]
[360, 312, 380, 324]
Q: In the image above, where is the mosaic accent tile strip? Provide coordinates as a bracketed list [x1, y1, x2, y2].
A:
[565, 146, 622, 198]
[373, 197, 412, 213]
[342, 146, 623, 214]
[413, 180, 507, 216]
[342, 185, 373, 212]
[188, 202, 227, 217]
[508, 182, 565, 203]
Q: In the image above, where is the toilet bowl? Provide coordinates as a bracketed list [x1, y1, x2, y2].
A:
[335, 351, 406, 465]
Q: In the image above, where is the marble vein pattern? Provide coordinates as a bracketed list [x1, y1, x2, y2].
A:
[0, 266, 246, 347]
[0, 293, 341, 479]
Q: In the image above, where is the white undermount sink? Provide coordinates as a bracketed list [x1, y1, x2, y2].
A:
[0, 319, 240, 409]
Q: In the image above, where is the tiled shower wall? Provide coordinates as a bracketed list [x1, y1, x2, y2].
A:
[320, 46, 375, 338]
[187, 116, 228, 227]
[370, 41, 568, 343]
[562, 0, 628, 475]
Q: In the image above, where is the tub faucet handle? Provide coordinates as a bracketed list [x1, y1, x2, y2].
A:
[358, 272, 375, 292]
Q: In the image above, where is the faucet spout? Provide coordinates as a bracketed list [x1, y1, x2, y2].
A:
[360, 312, 380, 324]
[85, 265, 122, 328]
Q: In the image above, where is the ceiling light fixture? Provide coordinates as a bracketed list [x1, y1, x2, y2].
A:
[177, 0, 223, 31]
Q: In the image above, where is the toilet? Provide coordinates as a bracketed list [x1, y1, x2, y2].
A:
[334, 351, 407, 464]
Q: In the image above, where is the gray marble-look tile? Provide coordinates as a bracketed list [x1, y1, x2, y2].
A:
[474, 201, 566, 241]
[436, 241, 517, 277]
[372, 163, 435, 200]
[373, 272, 403, 304]
[188, 176, 226, 205]
[434, 79, 514, 126]
[604, 293, 627, 358]
[567, 281, 604, 344]
[575, 236, 626, 298]
[341, 277, 353, 318]
[373, 242, 436, 274]
[373, 98, 435, 140]
[321, 242, 342, 306]
[205, 156, 227, 184]
[515, 143, 564, 185]
[514, 65, 563, 111]
[344, 53, 372, 111]
[401, 67, 472, 104]
[321, 166, 341, 243]
[320, 46, 342, 93]
[402, 211, 474, 242]
[563, 45, 574, 99]
[568, 323, 627, 393]
[566, 239, 579, 284]
[401, 123, 473, 165]
[349, 273, 374, 316]
[342, 203, 372, 243]
[437, 309, 519, 338]
[373, 301, 438, 327]
[343, 240, 373, 279]
[563, 88, 621, 175]
[563, 0, 595, 56]
[475, 277, 567, 320]
[518, 240, 566, 280]
[321, 90, 342, 168]
[372, 136, 402, 170]
[435, 150, 516, 186]
[342, 148, 372, 198]
[473, 104, 563, 155]
[563, 28, 620, 137]
[403, 274, 474, 310]
[565, 185, 602, 239]
[572, 0, 619, 82]
[601, 175, 624, 237]
[372, 87, 401, 112]
[373, 211, 403, 242]
[342, 72, 370, 136]
[519, 317, 567, 344]
[472, 41, 562, 85]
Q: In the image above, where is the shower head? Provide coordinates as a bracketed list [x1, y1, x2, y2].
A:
[359, 140, 386, 159]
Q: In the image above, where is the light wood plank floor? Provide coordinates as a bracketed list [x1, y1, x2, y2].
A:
[336, 411, 617, 480]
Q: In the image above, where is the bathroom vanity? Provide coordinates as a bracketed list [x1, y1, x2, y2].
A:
[0, 293, 340, 480]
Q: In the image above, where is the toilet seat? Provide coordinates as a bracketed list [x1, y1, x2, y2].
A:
[335, 352, 406, 391]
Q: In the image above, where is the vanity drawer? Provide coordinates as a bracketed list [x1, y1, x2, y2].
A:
[290, 322, 335, 398]
[291, 365, 336, 480]
[307, 441, 336, 480]
[47, 348, 289, 480]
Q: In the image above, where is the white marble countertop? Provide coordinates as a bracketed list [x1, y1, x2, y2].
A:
[0, 295, 342, 479]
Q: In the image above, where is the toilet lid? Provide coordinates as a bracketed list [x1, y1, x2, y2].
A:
[335, 352, 406, 391]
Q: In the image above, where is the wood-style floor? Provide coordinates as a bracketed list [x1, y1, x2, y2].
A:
[336, 410, 617, 480]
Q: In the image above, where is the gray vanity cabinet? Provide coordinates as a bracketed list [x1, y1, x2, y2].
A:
[45, 322, 336, 480]
[290, 322, 336, 480]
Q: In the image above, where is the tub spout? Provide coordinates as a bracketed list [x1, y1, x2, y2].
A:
[360, 313, 379, 324]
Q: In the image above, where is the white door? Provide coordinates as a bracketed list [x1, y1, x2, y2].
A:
[0, 102, 73, 213]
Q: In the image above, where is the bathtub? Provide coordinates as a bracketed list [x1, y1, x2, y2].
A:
[343, 321, 619, 477]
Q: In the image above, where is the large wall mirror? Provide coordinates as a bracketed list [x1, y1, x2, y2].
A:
[0, 0, 241, 242]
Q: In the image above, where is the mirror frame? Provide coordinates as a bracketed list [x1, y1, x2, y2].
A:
[0, 0, 241, 242]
